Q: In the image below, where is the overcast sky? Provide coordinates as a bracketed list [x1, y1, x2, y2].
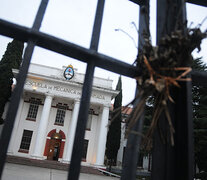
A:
[0, 0, 206, 105]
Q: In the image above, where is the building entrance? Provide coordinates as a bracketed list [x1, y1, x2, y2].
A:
[47, 133, 61, 161]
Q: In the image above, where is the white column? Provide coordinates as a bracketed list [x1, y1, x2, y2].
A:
[63, 99, 80, 162]
[96, 105, 110, 166]
[32, 93, 53, 158]
[8, 97, 24, 154]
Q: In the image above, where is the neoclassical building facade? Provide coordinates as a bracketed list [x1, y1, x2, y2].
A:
[6, 63, 118, 166]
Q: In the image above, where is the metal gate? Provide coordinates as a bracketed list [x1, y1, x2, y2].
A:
[0, 0, 207, 180]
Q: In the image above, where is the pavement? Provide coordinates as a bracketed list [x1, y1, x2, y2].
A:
[2, 163, 118, 180]
[2, 156, 118, 180]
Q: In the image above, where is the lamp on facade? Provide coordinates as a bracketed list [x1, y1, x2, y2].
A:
[32, 86, 37, 90]
[52, 133, 62, 140]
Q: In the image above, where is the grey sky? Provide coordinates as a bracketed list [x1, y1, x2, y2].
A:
[0, 0, 206, 105]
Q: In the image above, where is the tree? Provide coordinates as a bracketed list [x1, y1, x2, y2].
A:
[192, 58, 207, 178]
[106, 76, 122, 169]
[0, 40, 24, 124]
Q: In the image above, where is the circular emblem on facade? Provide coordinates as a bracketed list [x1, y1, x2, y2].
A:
[64, 65, 74, 80]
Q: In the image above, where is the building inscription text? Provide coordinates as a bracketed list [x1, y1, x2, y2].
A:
[25, 80, 105, 100]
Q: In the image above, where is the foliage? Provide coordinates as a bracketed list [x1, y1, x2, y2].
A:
[106, 76, 122, 167]
[0, 40, 24, 124]
[125, 28, 207, 149]
[192, 58, 207, 174]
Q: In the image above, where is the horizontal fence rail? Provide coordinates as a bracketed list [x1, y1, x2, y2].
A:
[0, 19, 140, 78]
[186, 0, 207, 7]
[0, 19, 207, 86]
[130, 0, 207, 7]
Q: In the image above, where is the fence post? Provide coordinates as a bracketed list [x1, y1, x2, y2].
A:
[151, 0, 194, 179]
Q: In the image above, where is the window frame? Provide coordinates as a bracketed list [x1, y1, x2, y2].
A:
[26, 98, 41, 121]
[18, 129, 33, 153]
[54, 103, 67, 126]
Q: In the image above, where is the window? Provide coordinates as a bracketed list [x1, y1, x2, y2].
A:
[82, 139, 89, 161]
[26, 98, 41, 121]
[54, 104, 67, 126]
[19, 130, 33, 153]
[86, 109, 93, 130]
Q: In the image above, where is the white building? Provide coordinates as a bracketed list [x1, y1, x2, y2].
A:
[5, 63, 118, 166]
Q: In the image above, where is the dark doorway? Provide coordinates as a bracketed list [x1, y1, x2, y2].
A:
[47, 133, 62, 161]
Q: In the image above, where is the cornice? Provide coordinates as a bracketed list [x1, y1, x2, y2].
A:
[13, 69, 118, 96]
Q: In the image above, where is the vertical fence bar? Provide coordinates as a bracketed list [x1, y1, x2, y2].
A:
[151, 1, 176, 179]
[67, 0, 105, 179]
[67, 62, 95, 180]
[121, 1, 149, 180]
[151, 0, 194, 179]
[121, 114, 145, 180]
[0, 0, 48, 177]
[90, 0, 105, 51]
[32, 0, 49, 30]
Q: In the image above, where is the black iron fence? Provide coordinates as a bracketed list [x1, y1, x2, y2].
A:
[0, 0, 206, 180]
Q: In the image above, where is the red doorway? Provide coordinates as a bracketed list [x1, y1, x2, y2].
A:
[47, 138, 61, 160]
[44, 129, 65, 161]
